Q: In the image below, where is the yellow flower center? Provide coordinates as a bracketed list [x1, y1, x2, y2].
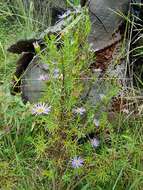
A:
[37, 108, 45, 114]
[75, 160, 80, 165]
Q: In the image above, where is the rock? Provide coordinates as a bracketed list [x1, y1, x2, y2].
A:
[88, 0, 129, 51]
[21, 56, 49, 103]
[85, 42, 126, 107]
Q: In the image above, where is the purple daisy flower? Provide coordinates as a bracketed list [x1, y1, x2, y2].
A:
[31, 103, 51, 115]
[39, 74, 49, 81]
[73, 107, 86, 115]
[53, 68, 60, 79]
[93, 118, 100, 127]
[71, 157, 84, 169]
[90, 138, 100, 148]
[58, 10, 71, 19]
[122, 108, 129, 114]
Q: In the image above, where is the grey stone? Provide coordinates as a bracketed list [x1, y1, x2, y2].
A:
[21, 56, 49, 103]
[88, 0, 129, 51]
[85, 43, 127, 107]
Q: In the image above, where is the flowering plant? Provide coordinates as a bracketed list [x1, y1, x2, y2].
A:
[29, 8, 102, 189]
[0, 1, 143, 190]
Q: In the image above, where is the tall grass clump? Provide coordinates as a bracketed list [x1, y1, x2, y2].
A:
[0, 0, 49, 39]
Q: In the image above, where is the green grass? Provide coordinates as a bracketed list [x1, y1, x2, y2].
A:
[0, 1, 143, 190]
